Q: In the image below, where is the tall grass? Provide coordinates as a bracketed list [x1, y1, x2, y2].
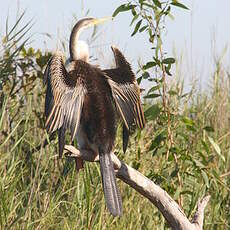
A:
[0, 13, 230, 229]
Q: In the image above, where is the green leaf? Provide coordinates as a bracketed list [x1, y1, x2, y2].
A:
[171, 2, 189, 10]
[165, 69, 172, 76]
[170, 167, 179, 178]
[201, 140, 210, 154]
[112, 4, 136, 17]
[165, 63, 172, 76]
[131, 6, 137, 16]
[201, 170, 209, 188]
[149, 130, 166, 150]
[170, 146, 181, 154]
[153, 57, 161, 66]
[143, 61, 157, 70]
[131, 19, 142, 36]
[141, 71, 150, 79]
[156, 36, 162, 54]
[144, 93, 161, 99]
[203, 126, 214, 132]
[186, 125, 196, 132]
[168, 154, 174, 161]
[166, 63, 172, 70]
[162, 57, 175, 64]
[193, 159, 206, 169]
[177, 132, 189, 142]
[152, 0, 162, 8]
[181, 116, 195, 126]
[148, 84, 162, 93]
[208, 136, 225, 162]
[27, 47, 35, 56]
[181, 93, 189, 98]
[137, 76, 142, 84]
[130, 14, 139, 26]
[144, 104, 161, 120]
[168, 90, 177, 96]
[139, 25, 148, 33]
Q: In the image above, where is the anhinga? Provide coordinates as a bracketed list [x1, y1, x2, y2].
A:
[44, 17, 145, 217]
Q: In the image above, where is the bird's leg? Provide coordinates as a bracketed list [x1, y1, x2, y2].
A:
[75, 158, 84, 171]
[69, 141, 84, 172]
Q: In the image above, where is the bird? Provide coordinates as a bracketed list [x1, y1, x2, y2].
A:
[43, 17, 145, 217]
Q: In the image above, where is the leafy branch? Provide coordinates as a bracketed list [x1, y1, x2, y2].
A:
[113, 0, 189, 206]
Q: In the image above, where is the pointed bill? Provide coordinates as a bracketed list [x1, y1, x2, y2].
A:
[91, 17, 113, 26]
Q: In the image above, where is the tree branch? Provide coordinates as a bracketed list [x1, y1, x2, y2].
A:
[64, 145, 210, 230]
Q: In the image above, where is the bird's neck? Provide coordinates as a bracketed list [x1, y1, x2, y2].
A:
[70, 40, 89, 63]
[69, 24, 81, 61]
[69, 26, 89, 62]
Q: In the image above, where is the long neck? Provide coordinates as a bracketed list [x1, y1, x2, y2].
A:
[69, 23, 82, 61]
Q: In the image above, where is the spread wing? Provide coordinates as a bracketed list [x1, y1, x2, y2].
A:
[44, 52, 86, 157]
[103, 46, 145, 152]
[105, 71, 145, 129]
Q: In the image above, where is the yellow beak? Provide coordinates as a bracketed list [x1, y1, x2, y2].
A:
[90, 17, 113, 26]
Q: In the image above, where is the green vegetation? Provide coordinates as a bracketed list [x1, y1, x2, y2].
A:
[0, 2, 230, 229]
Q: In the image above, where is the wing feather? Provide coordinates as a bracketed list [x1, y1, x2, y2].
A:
[44, 53, 87, 157]
[104, 71, 145, 130]
[103, 46, 145, 153]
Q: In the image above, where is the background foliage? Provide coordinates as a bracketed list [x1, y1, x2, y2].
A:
[0, 1, 230, 229]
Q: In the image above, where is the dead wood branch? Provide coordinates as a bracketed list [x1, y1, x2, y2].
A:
[64, 145, 210, 230]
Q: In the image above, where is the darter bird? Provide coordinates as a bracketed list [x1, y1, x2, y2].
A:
[44, 17, 145, 217]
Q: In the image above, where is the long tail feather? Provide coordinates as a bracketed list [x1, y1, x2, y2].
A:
[99, 150, 122, 216]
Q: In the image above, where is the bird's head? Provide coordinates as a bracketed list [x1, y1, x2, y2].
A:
[69, 17, 112, 62]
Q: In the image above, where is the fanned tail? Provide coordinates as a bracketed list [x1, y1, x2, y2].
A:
[99, 149, 122, 216]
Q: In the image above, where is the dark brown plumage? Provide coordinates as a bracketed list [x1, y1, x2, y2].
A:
[44, 53, 122, 216]
[44, 18, 145, 217]
[103, 46, 145, 152]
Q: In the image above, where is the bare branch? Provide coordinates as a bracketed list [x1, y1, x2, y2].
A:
[192, 195, 211, 229]
[64, 145, 210, 230]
